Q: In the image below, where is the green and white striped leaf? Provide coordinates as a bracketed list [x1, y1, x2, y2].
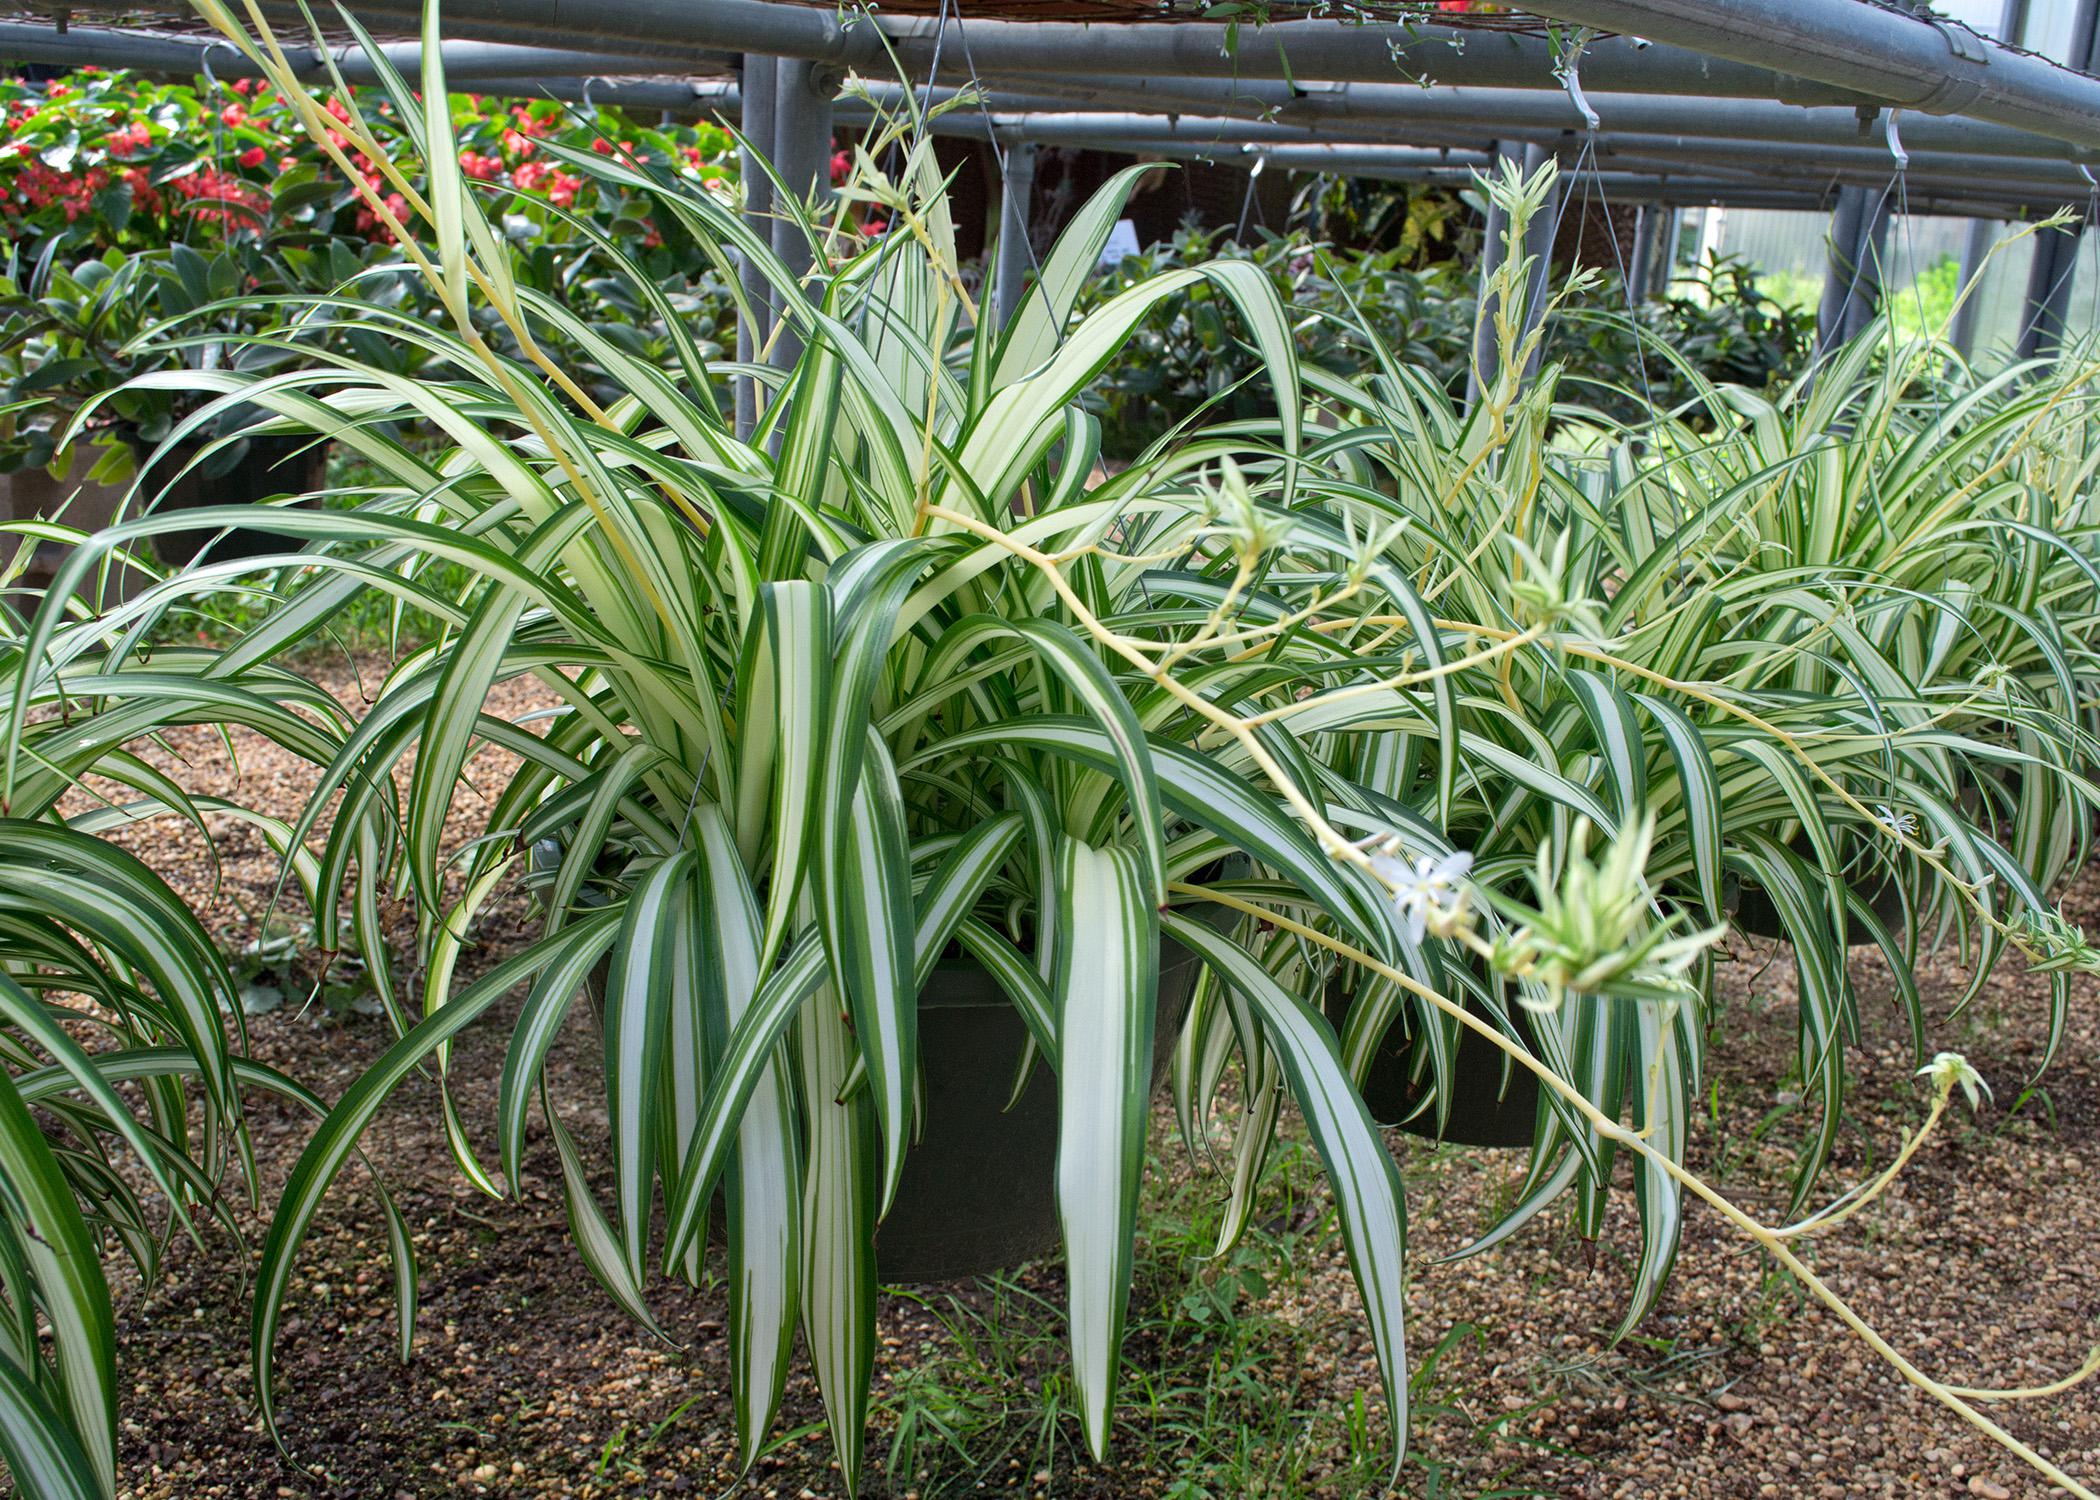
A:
[1160, 912, 1410, 1477]
[1052, 839, 1160, 1460]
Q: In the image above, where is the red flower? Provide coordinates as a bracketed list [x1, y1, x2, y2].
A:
[170, 164, 266, 232]
[121, 164, 162, 212]
[231, 77, 254, 94]
[512, 160, 552, 192]
[326, 95, 353, 125]
[547, 171, 584, 209]
[220, 102, 247, 128]
[591, 137, 613, 155]
[830, 149, 850, 184]
[458, 150, 502, 181]
[502, 128, 535, 159]
[238, 145, 268, 169]
[279, 155, 298, 173]
[106, 122, 151, 157]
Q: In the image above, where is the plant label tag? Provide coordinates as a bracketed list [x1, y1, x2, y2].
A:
[1099, 218, 1141, 266]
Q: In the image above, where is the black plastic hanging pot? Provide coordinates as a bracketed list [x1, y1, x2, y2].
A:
[575, 900, 1223, 1283]
[1325, 974, 1541, 1150]
[1725, 867, 1908, 945]
[872, 925, 1213, 1281]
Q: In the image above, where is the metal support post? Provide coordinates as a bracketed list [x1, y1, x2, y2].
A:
[1516, 142, 1563, 375]
[769, 57, 835, 372]
[1949, 219, 1998, 357]
[993, 143, 1040, 328]
[1466, 141, 1522, 408]
[1815, 185, 1870, 356]
[1840, 189, 1892, 344]
[1626, 206, 1657, 304]
[2017, 217, 2087, 359]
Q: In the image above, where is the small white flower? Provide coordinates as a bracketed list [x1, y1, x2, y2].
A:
[1372, 848, 1474, 945]
[1917, 1051, 1992, 1112]
[1873, 804, 1918, 839]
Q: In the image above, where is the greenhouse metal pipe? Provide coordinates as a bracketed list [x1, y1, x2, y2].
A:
[11, 15, 2083, 169]
[1590, 131, 2088, 186]
[0, 21, 681, 82]
[955, 110, 2100, 201]
[993, 142, 1038, 329]
[1948, 0, 2030, 359]
[969, 71, 2100, 165]
[1513, 0, 2100, 150]
[43, 0, 1874, 104]
[507, 82, 2091, 207]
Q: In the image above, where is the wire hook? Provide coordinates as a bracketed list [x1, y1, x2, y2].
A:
[1556, 32, 1600, 134]
[198, 40, 230, 97]
[1884, 108, 1908, 173]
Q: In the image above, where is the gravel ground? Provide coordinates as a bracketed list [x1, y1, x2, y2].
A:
[59, 660, 2100, 1499]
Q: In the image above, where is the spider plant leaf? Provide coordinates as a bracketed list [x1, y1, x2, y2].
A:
[1001, 617, 1167, 903]
[690, 807, 800, 1469]
[0, 1067, 114, 1496]
[0, 1346, 103, 1500]
[1160, 912, 1410, 1478]
[796, 988, 877, 1497]
[544, 1093, 673, 1345]
[496, 917, 624, 1189]
[0, 975, 201, 1249]
[1053, 839, 1160, 1461]
[1616, 998, 1690, 1337]
[1632, 692, 1725, 923]
[755, 581, 833, 967]
[827, 742, 918, 1217]
[0, 823, 238, 1119]
[1567, 670, 1647, 825]
[1844, 892, 1926, 1067]
[1729, 838, 1846, 1215]
[368, 1176, 420, 1366]
[816, 546, 944, 1212]
[985, 164, 1158, 402]
[953, 917, 1059, 1064]
[909, 717, 1385, 951]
